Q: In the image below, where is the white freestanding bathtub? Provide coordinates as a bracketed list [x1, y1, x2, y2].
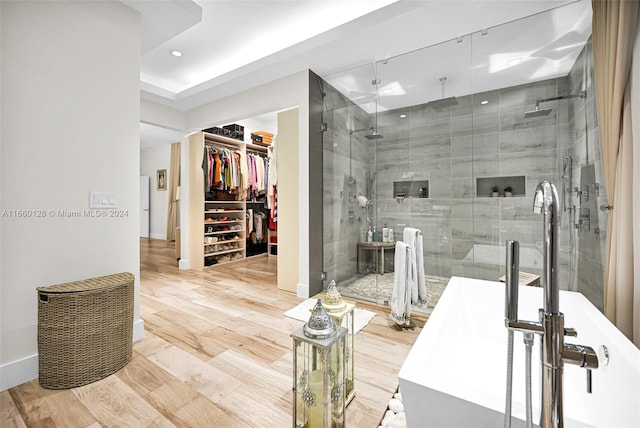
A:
[398, 276, 640, 428]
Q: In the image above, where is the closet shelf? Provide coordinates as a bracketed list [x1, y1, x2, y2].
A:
[205, 209, 244, 214]
[204, 220, 243, 225]
[205, 200, 242, 204]
[203, 132, 244, 147]
[205, 230, 245, 236]
[203, 238, 243, 246]
[204, 248, 244, 257]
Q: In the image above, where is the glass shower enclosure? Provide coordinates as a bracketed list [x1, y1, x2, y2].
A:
[320, 0, 608, 314]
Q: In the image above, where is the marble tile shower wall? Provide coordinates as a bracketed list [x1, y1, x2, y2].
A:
[565, 39, 606, 311]
[375, 77, 571, 281]
[322, 83, 372, 283]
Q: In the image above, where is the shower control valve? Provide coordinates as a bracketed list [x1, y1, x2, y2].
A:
[574, 186, 589, 203]
[575, 208, 590, 231]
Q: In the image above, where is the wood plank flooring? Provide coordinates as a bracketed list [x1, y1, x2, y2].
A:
[4, 238, 427, 427]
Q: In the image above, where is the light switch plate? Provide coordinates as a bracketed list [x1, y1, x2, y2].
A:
[90, 192, 117, 208]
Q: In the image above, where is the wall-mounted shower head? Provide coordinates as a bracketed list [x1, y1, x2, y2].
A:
[351, 126, 383, 140]
[525, 91, 586, 119]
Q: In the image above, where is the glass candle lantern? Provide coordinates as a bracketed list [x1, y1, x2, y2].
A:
[323, 302, 355, 405]
[322, 281, 356, 405]
[292, 299, 347, 428]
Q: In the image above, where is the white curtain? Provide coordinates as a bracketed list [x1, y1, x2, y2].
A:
[166, 142, 181, 241]
[592, 0, 639, 346]
[630, 19, 640, 346]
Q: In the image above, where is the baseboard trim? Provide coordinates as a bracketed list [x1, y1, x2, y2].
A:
[150, 233, 167, 240]
[0, 354, 38, 392]
[133, 318, 145, 342]
[178, 259, 190, 270]
[1, 319, 145, 392]
[297, 282, 309, 299]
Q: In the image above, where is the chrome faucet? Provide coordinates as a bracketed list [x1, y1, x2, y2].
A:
[505, 180, 598, 428]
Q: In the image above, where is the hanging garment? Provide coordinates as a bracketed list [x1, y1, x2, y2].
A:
[403, 227, 426, 305]
[247, 209, 254, 234]
[202, 147, 210, 192]
[256, 155, 265, 193]
[239, 151, 249, 197]
[254, 211, 266, 241]
[246, 154, 255, 199]
[267, 140, 277, 210]
[272, 187, 277, 224]
[213, 152, 221, 186]
[263, 157, 269, 197]
[391, 241, 414, 326]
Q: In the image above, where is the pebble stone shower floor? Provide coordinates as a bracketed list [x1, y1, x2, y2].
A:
[336, 273, 449, 313]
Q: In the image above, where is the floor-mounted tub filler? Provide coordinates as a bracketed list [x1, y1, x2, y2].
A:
[398, 276, 639, 427]
[400, 181, 639, 428]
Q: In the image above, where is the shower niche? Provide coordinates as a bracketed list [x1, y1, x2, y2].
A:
[476, 176, 525, 197]
[393, 180, 429, 200]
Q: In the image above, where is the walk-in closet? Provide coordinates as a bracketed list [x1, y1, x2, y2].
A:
[187, 121, 278, 270]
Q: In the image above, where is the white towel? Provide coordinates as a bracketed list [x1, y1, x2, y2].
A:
[391, 241, 414, 326]
[403, 227, 426, 305]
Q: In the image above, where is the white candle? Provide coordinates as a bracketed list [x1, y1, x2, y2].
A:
[308, 369, 324, 428]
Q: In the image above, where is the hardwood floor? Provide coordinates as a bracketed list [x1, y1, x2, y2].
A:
[4, 238, 428, 427]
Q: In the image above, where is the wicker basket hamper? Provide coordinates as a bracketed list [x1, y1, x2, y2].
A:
[37, 272, 134, 389]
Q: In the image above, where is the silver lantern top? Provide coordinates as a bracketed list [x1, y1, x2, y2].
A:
[303, 299, 336, 339]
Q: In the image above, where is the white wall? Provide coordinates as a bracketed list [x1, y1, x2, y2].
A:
[140, 145, 172, 240]
[0, 0, 141, 390]
[235, 117, 278, 143]
[276, 109, 300, 293]
[141, 98, 186, 131]
[185, 71, 310, 293]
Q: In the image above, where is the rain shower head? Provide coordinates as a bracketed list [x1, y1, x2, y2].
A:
[524, 106, 553, 118]
[428, 96, 459, 109]
[427, 76, 459, 109]
[350, 127, 373, 135]
[365, 131, 384, 140]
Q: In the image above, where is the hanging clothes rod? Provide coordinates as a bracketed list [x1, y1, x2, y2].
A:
[204, 141, 241, 151]
[246, 148, 267, 156]
[204, 140, 267, 156]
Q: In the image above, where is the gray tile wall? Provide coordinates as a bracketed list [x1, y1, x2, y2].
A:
[374, 77, 573, 282]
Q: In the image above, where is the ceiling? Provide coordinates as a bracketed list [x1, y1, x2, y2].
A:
[133, 0, 592, 146]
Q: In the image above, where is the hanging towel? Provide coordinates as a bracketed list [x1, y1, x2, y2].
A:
[403, 227, 427, 305]
[391, 241, 414, 326]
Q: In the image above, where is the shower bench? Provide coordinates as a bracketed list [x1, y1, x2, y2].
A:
[357, 241, 395, 274]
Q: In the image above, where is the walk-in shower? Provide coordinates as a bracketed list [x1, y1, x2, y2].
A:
[320, 0, 606, 315]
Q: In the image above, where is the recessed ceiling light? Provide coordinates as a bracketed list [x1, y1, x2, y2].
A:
[400, 114, 407, 118]
[170, 50, 183, 57]
[480, 100, 489, 105]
